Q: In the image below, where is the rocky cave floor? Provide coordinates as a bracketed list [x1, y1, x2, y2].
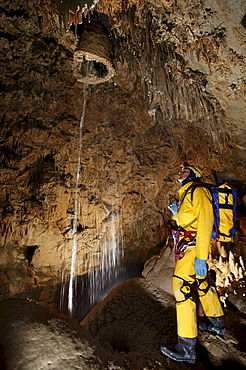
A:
[0, 275, 246, 370]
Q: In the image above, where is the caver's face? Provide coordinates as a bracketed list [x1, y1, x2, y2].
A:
[178, 168, 190, 183]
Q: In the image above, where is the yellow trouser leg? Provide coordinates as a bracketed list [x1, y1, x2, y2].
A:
[176, 298, 198, 338]
[172, 247, 223, 338]
[197, 277, 224, 317]
[172, 248, 198, 338]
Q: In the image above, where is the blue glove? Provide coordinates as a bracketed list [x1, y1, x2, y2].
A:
[168, 201, 179, 217]
[194, 258, 207, 276]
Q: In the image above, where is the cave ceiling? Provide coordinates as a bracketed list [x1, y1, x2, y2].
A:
[0, 0, 246, 307]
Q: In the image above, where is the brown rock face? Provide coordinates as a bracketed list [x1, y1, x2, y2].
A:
[0, 298, 111, 369]
[0, 0, 245, 314]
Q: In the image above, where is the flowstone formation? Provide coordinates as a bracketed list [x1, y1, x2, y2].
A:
[0, 0, 245, 318]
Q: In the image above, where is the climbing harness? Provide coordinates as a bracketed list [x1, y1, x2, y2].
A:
[172, 228, 197, 261]
[173, 275, 193, 303]
[196, 276, 210, 297]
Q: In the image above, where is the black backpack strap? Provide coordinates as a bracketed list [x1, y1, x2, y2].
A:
[179, 183, 195, 209]
[189, 183, 204, 203]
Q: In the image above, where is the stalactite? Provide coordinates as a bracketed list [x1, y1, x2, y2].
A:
[110, 4, 231, 148]
[173, 82, 179, 119]
[200, 92, 208, 114]
[127, 5, 136, 41]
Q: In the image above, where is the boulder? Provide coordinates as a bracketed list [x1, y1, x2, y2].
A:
[0, 298, 111, 370]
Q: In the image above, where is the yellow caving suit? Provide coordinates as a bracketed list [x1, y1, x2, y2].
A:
[173, 181, 224, 338]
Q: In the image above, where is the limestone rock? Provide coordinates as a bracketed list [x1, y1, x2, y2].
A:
[227, 292, 246, 315]
[81, 277, 246, 369]
[0, 298, 111, 370]
[82, 277, 177, 369]
[1, 280, 246, 369]
[0, 0, 246, 320]
[142, 236, 175, 295]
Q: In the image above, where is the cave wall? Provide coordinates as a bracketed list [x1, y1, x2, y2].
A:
[0, 0, 245, 308]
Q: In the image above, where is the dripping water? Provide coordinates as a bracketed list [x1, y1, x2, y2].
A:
[67, 82, 88, 316]
[60, 63, 125, 320]
[88, 208, 124, 307]
[70, 195, 125, 320]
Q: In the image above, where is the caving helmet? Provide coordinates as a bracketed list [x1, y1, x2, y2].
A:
[180, 161, 203, 178]
[180, 161, 202, 185]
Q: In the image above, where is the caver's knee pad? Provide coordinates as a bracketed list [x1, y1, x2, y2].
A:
[172, 275, 193, 303]
[196, 277, 210, 297]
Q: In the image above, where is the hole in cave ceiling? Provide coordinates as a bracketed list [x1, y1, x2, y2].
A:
[71, 15, 114, 84]
[79, 58, 108, 79]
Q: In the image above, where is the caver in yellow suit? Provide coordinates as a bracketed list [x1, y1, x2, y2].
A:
[161, 163, 225, 365]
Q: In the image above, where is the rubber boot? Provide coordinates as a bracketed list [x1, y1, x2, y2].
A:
[199, 315, 225, 336]
[160, 336, 196, 364]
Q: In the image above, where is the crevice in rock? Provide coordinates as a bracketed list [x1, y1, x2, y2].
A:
[23, 245, 39, 266]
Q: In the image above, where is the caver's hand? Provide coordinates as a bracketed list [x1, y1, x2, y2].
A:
[168, 201, 178, 217]
[194, 258, 207, 276]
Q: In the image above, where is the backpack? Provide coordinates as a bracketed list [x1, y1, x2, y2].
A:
[190, 182, 237, 242]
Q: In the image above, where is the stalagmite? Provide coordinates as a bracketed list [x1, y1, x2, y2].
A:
[239, 267, 244, 279]
[229, 251, 235, 273]
[224, 276, 230, 287]
[239, 256, 245, 272]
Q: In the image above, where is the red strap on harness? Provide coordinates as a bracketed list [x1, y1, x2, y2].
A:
[172, 228, 197, 261]
[183, 230, 197, 239]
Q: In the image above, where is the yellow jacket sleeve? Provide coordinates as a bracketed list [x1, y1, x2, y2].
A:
[192, 186, 213, 260]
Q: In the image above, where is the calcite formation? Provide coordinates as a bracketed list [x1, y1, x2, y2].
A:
[73, 21, 115, 84]
[0, 0, 245, 313]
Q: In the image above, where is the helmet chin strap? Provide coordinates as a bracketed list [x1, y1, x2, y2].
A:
[181, 171, 199, 186]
